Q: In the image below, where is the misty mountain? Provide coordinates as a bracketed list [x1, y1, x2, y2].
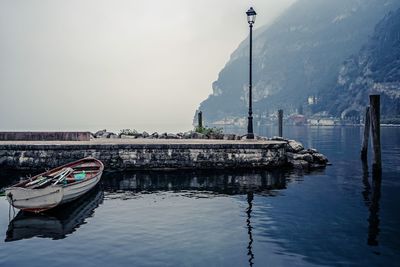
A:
[317, 8, 400, 119]
[197, 0, 400, 123]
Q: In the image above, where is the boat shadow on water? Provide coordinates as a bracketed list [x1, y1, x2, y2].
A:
[5, 186, 104, 242]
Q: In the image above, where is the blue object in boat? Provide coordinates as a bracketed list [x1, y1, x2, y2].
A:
[74, 172, 86, 180]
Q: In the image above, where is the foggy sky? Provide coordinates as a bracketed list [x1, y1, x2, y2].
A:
[0, 0, 294, 133]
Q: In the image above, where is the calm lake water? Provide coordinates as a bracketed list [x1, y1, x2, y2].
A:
[0, 126, 399, 267]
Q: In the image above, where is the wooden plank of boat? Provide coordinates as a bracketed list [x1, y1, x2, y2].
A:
[5, 157, 104, 213]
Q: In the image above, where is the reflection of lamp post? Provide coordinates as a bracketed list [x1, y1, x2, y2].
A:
[246, 191, 254, 266]
[246, 7, 257, 139]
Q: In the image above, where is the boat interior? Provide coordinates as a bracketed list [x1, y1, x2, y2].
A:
[15, 159, 102, 189]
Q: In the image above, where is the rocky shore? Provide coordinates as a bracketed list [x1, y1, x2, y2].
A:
[277, 138, 329, 170]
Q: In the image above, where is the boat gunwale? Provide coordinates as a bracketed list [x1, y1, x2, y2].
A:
[5, 157, 104, 212]
[8, 157, 104, 189]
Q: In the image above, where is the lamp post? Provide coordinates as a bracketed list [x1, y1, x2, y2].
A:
[246, 7, 256, 139]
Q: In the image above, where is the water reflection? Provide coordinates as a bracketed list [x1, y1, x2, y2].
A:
[361, 161, 382, 247]
[361, 161, 371, 206]
[368, 169, 382, 247]
[101, 170, 289, 196]
[6, 187, 103, 242]
[100, 170, 315, 266]
[246, 192, 254, 267]
[3, 169, 319, 245]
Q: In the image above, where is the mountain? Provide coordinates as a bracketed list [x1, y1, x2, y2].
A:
[317, 8, 400, 119]
[196, 0, 400, 124]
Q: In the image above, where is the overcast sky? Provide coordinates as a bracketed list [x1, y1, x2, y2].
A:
[0, 0, 295, 133]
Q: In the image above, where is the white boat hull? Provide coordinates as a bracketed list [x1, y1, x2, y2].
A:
[6, 186, 63, 211]
[60, 171, 102, 204]
[5, 157, 104, 213]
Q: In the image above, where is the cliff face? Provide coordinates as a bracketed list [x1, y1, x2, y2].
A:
[197, 0, 400, 123]
[318, 9, 400, 118]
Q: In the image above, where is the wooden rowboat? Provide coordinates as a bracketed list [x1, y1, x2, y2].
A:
[5, 187, 104, 242]
[5, 157, 104, 213]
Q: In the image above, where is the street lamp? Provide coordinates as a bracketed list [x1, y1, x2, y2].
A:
[246, 7, 256, 139]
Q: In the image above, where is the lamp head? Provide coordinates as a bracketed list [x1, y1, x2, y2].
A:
[246, 7, 257, 24]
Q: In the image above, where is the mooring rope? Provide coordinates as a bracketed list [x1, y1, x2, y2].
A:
[7, 193, 15, 222]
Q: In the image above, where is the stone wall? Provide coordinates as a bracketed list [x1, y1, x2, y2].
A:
[0, 143, 287, 171]
[0, 132, 90, 141]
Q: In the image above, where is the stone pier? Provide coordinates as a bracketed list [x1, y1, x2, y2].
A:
[0, 139, 328, 171]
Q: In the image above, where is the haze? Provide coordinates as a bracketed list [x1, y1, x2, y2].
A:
[0, 0, 294, 133]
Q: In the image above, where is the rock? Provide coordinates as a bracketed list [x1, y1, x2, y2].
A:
[208, 133, 223, 139]
[313, 153, 328, 164]
[135, 133, 144, 139]
[120, 134, 136, 139]
[236, 135, 242, 140]
[151, 132, 159, 138]
[288, 144, 327, 166]
[289, 159, 309, 169]
[271, 136, 285, 141]
[223, 134, 236, 140]
[93, 129, 117, 138]
[298, 148, 319, 155]
[109, 133, 118, 139]
[302, 153, 314, 163]
[166, 133, 179, 139]
[287, 140, 304, 152]
[309, 148, 318, 154]
[295, 153, 312, 163]
[97, 131, 116, 138]
[256, 136, 268, 141]
[287, 152, 311, 161]
[183, 131, 193, 139]
[94, 129, 107, 138]
[142, 131, 150, 138]
[191, 132, 205, 139]
[159, 132, 168, 139]
[108, 132, 117, 138]
[287, 152, 295, 159]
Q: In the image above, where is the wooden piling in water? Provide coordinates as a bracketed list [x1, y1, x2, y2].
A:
[361, 106, 370, 161]
[369, 95, 381, 172]
[278, 110, 283, 137]
[198, 111, 203, 128]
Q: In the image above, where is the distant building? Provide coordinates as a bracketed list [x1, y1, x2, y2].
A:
[308, 96, 318, 105]
[289, 115, 306, 125]
[308, 118, 337, 126]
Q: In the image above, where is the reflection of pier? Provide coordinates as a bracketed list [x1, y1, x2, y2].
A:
[6, 187, 103, 242]
[101, 170, 291, 266]
[101, 170, 288, 195]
